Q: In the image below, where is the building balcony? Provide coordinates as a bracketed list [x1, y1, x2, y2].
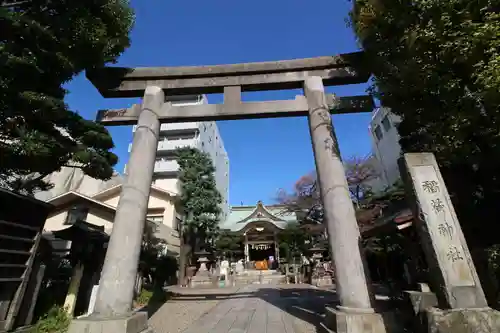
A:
[128, 138, 199, 153]
[154, 160, 179, 174]
[160, 122, 198, 133]
[132, 122, 199, 133]
[157, 138, 198, 152]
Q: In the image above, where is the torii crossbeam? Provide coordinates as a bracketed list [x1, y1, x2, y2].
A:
[95, 94, 373, 125]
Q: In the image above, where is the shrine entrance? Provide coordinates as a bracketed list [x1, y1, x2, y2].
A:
[248, 243, 275, 262]
[242, 221, 281, 270]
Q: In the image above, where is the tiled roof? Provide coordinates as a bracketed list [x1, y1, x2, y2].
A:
[220, 201, 297, 232]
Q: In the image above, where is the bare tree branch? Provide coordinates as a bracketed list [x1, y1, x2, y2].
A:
[277, 154, 381, 225]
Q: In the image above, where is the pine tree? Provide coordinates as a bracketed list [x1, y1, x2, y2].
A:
[175, 147, 222, 284]
[0, 0, 134, 194]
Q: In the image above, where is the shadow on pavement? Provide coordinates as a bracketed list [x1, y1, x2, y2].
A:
[165, 285, 338, 333]
[258, 286, 338, 333]
[137, 288, 173, 318]
[163, 284, 409, 333]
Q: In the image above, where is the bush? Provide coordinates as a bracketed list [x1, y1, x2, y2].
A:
[134, 287, 169, 309]
[34, 306, 70, 333]
[135, 289, 153, 306]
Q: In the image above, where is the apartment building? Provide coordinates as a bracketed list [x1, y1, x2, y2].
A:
[368, 107, 403, 191]
[126, 95, 230, 221]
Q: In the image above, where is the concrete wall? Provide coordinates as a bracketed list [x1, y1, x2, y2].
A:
[153, 178, 180, 194]
[44, 205, 114, 234]
[99, 190, 178, 231]
[368, 107, 403, 191]
[34, 167, 123, 201]
[196, 119, 230, 222]
[43, 192, 181, 253]
[43, 210, 69, 232]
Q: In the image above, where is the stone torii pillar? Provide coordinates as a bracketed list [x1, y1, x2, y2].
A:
[68, 86, 163, 333]
[304, 77, 385, 333]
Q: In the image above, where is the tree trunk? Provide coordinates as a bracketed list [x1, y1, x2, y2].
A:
[178, 232, 192, 287]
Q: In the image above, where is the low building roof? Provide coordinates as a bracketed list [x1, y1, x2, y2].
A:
[220, 201, 297, 232]
[45, 189, 179, 250]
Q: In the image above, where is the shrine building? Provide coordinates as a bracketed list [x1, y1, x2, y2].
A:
[219, 201, 298, 264]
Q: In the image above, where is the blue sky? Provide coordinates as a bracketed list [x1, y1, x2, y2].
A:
[64, 0, 374, 206]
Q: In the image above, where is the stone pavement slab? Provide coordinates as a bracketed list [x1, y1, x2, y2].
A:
[165, 284, 334, 333]
[148, 294, 220, 333]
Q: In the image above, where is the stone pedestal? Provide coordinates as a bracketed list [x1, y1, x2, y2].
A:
[425, 307, 500, 333]
[68, 312, 153, 333]
[325, 306, 386, 333]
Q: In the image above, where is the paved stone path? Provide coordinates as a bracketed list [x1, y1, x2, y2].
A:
[149, 284, 335, 333]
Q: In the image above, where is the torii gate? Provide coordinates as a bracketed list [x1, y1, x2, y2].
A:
[69, 52, 387, 333]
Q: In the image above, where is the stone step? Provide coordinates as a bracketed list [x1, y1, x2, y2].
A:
[238, 269, 281, 276]
[233, 274, 286, 285]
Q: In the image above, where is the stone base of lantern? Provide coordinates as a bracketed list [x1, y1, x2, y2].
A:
[425, 307, 500, 333]
[324, 306, 386, 333]
[68, 311, 153, 333]
[312, 276, 333, 287]
[191, 260, 214, 287]
[190, 275, 213, 288]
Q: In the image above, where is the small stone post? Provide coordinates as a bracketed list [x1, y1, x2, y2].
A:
[304, 77, 385, 333]
[93, 86, 164, 316]
[64, 262, 85, 317]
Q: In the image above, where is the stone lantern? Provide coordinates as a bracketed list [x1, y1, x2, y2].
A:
[195, 248, 211, 276]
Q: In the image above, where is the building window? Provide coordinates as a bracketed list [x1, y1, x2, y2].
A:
[374, 125, 383, 141]
[381, 115, 392, 132]
[208, 136, 212, 143]
[147, 214, 163, 224]
[65, 205, 89, 225]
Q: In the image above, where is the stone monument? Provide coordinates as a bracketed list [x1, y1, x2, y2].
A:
[400, 153, 500, 333]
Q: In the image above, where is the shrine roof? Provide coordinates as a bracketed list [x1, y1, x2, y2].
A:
[220, 201, 297, 232]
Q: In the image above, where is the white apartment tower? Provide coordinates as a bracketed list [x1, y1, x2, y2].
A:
[126, 95, 230, 221]
[368, 107, 402, 191]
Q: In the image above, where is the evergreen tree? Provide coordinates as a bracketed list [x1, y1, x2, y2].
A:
[349, 0, 500, 246]
[175, 147, 222, 284]
[214, 230, 242, 261]
[0, 0, 134, 194]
